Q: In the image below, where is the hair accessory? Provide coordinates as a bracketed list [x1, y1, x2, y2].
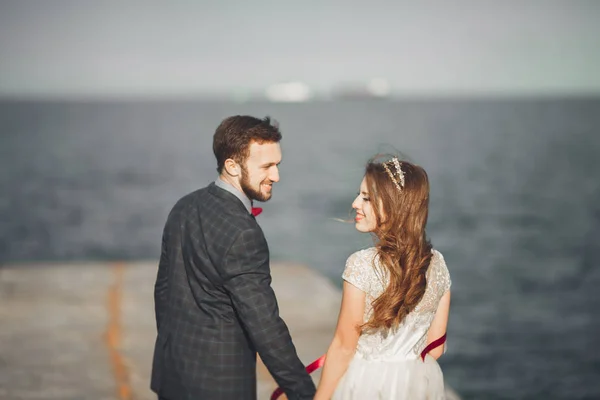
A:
[382, 157, 405, 191]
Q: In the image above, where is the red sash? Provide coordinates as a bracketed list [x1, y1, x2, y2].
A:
[270, 355, 325, 400]
[420, 333, 446, 361]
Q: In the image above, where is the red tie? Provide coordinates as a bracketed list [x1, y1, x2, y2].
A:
[251, 207, 263, 217]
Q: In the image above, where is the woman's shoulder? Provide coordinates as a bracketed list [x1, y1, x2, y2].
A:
[429, 248, 451, 292]
[431, 248, 445, 262]
[346, 246, 378, 264]
[342, 247, 379, 292]
[430, 248, 447, 269]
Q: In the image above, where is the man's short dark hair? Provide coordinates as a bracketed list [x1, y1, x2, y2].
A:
[213, 115, 282, 173]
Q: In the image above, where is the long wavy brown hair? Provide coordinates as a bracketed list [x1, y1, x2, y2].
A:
[361, 156, 433, 332]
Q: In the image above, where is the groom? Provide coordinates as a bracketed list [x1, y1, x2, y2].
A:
[151, 115, 316, 400]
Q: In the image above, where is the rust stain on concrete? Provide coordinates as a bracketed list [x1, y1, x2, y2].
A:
[105, 262, 133, 400]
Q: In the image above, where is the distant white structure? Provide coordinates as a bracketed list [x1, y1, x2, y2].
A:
[265, 81, 312, 102]
[366, 78, 391, 97]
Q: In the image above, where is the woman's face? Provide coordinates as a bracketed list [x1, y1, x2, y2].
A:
[352, 177, 378, 233]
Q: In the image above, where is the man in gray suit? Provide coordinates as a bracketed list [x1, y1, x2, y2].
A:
[151, 116, 316, 400]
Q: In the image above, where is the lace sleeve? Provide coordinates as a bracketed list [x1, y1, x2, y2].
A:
[432, 250, 451, 295]
[342, 249, 375, 294]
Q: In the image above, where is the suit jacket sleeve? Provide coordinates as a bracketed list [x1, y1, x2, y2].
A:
[222, 228, 316, 400]
[154, 226, 169, 331]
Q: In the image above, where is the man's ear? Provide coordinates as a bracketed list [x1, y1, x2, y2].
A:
[223, 158, 241, 177]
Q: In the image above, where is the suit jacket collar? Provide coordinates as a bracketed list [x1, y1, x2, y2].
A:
[208, 182, 253, 216]
[214, 177, 252, 214]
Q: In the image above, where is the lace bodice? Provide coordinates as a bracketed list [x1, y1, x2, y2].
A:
[342, 247, 451, 361]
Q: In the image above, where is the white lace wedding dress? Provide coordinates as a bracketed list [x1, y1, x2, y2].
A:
[332, 247, 451, 400]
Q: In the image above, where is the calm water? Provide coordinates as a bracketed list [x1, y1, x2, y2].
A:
[1, 98, 599, 399]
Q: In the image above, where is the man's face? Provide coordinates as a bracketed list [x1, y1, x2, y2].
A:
[240, 141, 281, 202]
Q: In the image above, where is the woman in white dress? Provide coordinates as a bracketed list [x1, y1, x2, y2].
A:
[314, 156, 452, 400]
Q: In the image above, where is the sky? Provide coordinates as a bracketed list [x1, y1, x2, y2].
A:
[0, 0, 599, 98]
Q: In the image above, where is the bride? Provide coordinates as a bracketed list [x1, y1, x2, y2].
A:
[315, 156, 452, 399]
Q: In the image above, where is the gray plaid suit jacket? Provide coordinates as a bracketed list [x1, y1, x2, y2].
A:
[151, 183, 316, 400]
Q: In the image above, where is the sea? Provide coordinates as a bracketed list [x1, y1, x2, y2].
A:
[1, 97, 599, 399]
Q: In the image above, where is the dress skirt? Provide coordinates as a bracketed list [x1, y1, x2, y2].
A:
[332, 354, 446, 400]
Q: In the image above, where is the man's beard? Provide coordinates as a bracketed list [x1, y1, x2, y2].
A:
[240, 167, 272, 202]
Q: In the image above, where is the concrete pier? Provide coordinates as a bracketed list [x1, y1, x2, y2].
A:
[0, 262, 459, 400]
